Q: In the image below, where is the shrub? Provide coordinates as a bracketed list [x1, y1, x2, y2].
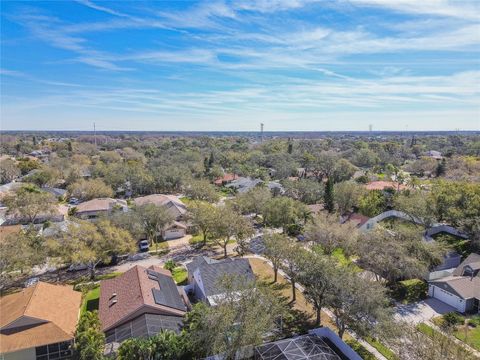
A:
[394, 279, 427, 303]
[442, 312, 464, 330]
[468, 315, 480, 327]
[164, 259, 177, 272]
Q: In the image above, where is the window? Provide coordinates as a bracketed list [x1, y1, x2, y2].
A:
[36, 341, 72, 360]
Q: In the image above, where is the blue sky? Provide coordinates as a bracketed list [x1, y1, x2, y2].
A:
[1, 0, 479, 131]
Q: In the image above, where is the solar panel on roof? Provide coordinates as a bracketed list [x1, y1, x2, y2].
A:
[151, 272, 187, 311]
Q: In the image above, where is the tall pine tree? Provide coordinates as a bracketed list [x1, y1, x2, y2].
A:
[324, 177, 335, 213]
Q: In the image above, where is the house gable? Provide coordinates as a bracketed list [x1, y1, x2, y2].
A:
[0, 316, 47, 331]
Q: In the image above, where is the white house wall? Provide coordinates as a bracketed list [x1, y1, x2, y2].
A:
[429, 285, 466, 313]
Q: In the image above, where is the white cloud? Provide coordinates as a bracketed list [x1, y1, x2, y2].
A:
[349, 0, 480, 20]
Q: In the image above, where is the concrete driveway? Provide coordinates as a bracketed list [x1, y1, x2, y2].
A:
[394, 298, 457, 324]
[166, 235, 192, 250]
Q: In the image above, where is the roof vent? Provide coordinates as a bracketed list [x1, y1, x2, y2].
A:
[109, 298, 117, 307]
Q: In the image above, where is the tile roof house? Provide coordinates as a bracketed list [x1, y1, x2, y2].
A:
[74, 198, 128, 220]
[428, 253, 480, 314]
[99, 265, 189, 345]
[133, 194, 187, 220]
[365, 181, 407, 191]
[186, 256, 255, 306]
[0, 282, 81, 360]
[213, 173, 238, 186]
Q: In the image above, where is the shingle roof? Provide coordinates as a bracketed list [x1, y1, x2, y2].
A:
[431, 275, 480, 299]
[431, 253, 480, 300]
[0, 282, 81, 354]
[188, 256, 255, 298]
[453, 253, 480, 276]
[133, 194, 187, 218]
[75, 198, 127, 213]
[365, 181, 407, 191]
[98, 265, 187, 332]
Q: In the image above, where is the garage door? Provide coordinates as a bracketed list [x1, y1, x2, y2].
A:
[164, 229, 185, 240]
[433, 286, 461, 311]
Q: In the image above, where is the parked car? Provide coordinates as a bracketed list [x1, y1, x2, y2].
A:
[138, 240, 149, 252]
[68, 197, 79, 205]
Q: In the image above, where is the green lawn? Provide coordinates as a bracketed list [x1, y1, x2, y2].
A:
[189, 233, 205, 246]
[454, 326, 480, 351]
[331, 248, 362, 272]
[454, 324, 480, 351]
[345, 340, 376, 360]
[171, 267, 188, 285]
[365, 337, 398, 360]
[417, 322, 437, 337]
[432, 314, 480, 351]
[391, 278, 427, 304]
[81, 286, 100, 315]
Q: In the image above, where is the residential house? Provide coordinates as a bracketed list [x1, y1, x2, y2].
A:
[213, 173, 238, 186]
[74, 198, 128, 220]
[186, 256, 255, 305]
[133, 194, 187, 220]
[98, 265, 189, 345]
[428, 253, 480, 314]
[133, 194, 188, 239]
[226, 177, 284, 194]
[42, 187, 67, 200]
[0, 282, 81, 360]
[307, 204, 324, 217]
[365, 181, 407, 191]
[226, 177, 263, 193]
[341, 212, 370, 228]
[0, 204, 68, 226]
[425, 150, 443, 160]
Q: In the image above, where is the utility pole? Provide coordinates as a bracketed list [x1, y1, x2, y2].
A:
[260, 123, 264, 142]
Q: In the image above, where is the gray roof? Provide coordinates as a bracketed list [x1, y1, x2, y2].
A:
[42, 187, 67, 197]
[453, 253, 480, 276]
[188, 256, 255, 297]
[431, 253, 480, 299]
[431, 275, 480, 299]
[226, 177, 263, 193]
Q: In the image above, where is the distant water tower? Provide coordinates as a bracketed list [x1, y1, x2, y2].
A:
[369, 124, 373, 133]
[260, 123, 264, 142]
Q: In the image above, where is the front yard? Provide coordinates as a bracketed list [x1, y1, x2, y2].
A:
[432, 313, 480, 350]
[247, 257, 379, 359]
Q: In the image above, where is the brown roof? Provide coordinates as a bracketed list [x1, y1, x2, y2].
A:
[343, 213, 370, 228]
[0, 282, 81, 354]
[133, 194, 187, 218]
[75, 198, 126, 213]
[214, 173, 237, 185]
[99, 265, 187, 332]
[365, 181, 407, 191]
[0, 225, 22, 243]
[307, 204, 324, 215]
[133, 194, 182, 207]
